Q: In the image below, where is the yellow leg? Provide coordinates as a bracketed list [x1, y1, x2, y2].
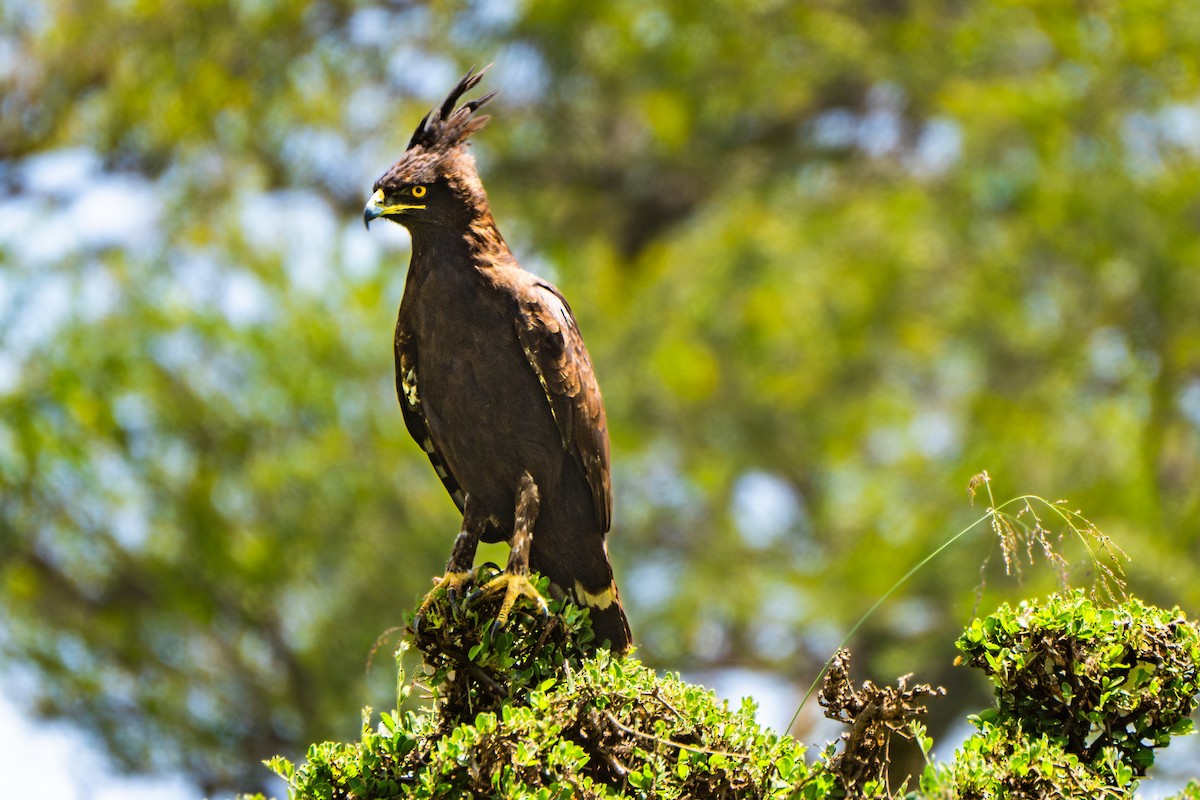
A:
[417, 500, 487, 615]
[474, 472, 549, 625]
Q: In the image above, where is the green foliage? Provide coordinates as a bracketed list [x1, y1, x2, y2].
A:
[407, 569, 597, 718]
[1167, 781, 1200, 800]
[923, 721, 1132, 800]
[918, 590, 1200, 798]
[267, 584, 833, 799]
[958, 591, 1200, 775]
[262, 588, 1200, 800]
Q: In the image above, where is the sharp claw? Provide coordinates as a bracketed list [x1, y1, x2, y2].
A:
[416, 571, 474, 619]
[431, 571, 552, 634]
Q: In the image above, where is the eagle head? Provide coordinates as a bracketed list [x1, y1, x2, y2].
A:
[364, 66, 495, 230]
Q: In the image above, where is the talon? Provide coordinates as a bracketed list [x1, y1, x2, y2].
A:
[417, 570, 475, 617]
[475, 571, 550, 628]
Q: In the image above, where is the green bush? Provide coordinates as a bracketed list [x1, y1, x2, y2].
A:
[256, 584, 1200, 799]
[263, 571, 835, 799]
[959, 592, 1200, 771]
[924, 590, 1200, 799]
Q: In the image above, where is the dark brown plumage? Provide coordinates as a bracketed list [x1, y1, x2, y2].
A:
[364, 68, 631, 653]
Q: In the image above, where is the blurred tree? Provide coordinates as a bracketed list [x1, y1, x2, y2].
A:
[2, 0, 1200, 793]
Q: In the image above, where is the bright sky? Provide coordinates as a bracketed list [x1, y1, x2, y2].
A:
[0, 690, 200, 800]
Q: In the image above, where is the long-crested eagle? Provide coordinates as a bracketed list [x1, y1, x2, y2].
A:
[363, 68, 631, 652]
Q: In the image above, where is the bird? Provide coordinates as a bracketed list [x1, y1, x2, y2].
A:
[363, 67, 631, 653]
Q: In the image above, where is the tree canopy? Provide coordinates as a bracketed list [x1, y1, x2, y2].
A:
[3, 0, 1200, 794]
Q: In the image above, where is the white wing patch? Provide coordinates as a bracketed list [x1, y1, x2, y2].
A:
[402, 367, 420, 409]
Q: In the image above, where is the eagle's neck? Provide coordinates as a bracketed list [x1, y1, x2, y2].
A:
[407, 209, 515, 277]
[465, 212, 515, 269]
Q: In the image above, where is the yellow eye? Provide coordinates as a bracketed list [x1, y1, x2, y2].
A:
[411, 185, 427, 198]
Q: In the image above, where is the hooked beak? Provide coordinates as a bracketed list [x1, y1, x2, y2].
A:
[363, 188, 425, 229]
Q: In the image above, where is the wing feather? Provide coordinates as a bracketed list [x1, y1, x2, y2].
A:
[395, 330, 469, 514]
[514, 280, 612, 533]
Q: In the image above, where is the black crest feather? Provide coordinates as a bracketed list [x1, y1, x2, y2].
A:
[407, 65, 497, 151]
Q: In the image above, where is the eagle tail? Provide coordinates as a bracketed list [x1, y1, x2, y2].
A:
[584, 586, 632, 654]
[534, 547, 631, 654]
